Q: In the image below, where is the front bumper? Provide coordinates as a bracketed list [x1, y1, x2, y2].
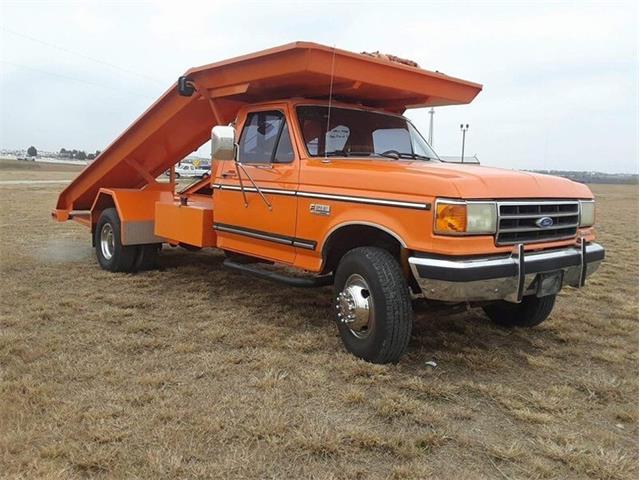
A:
[409, 240, 605, 303]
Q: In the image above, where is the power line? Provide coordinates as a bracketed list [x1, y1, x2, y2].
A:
[0, 25, 165, 85]
[0, 59, 155, 100]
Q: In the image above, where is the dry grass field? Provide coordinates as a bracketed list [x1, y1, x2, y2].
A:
[0, 160, 637, 479]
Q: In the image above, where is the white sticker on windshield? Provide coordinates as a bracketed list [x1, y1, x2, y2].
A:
[326, 125, 350, 152]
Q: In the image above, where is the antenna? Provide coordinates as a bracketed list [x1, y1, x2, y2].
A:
[323, 46, 337, 162]
[428, 107, 435, 146]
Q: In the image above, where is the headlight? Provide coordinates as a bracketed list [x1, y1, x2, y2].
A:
[579, 200, 595, 227]
[435, 199, 497, 235]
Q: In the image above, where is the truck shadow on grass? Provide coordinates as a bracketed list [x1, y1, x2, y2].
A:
[157, 248, 565, 369]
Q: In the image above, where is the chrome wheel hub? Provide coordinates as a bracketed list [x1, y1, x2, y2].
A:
[100, 223, 115, 260]
[337, 274, 374, 338]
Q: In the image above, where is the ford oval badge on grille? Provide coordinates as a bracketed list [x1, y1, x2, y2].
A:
[536, 216, 554, 228]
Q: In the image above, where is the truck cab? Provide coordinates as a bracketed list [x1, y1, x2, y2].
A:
[52, 42, 604, 364]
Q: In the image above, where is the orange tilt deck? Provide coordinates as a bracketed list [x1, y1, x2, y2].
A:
[53, 42, 481, 229]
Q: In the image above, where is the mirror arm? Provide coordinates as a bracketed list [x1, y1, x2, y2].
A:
[234, 160, 249, 208]
[235, 161, 272, 211]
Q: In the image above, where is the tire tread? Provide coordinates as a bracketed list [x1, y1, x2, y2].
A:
[336, 247, 412, 363]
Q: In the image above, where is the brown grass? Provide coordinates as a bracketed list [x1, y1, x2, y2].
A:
[0, 163, 637, 479]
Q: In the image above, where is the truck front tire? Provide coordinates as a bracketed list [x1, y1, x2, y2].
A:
[334, 247, 413, 364]
[95, 208, 137, 272]
[482, 294, 556, 327]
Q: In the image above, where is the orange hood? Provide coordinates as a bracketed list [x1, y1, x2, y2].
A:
[301, 159, 594, 200]
[407, 162, 594, 199]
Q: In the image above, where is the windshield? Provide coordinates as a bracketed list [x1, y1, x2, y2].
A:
[296, 105, 439, 160]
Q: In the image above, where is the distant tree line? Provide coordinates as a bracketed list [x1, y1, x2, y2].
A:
[529, 170, 638, 185]
[59, 148, 102, 160]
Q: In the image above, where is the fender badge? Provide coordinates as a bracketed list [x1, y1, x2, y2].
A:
[310, 204, 331, 216]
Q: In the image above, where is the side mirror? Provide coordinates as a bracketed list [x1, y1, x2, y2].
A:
[177, 76, 195, 97]
[211, 125, 236, 161]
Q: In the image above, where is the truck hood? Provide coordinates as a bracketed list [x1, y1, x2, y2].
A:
[405, 161, 593, 199]
[302, 159, 594, 200]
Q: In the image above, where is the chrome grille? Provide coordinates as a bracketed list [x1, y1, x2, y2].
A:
[496, 200, 580, 245]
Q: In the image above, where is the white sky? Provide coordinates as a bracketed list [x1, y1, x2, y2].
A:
[0, 0, 638, 173]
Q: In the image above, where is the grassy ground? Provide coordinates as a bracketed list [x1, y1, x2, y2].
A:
[0, 162, 637, 479]
[0, 159, 84, 181]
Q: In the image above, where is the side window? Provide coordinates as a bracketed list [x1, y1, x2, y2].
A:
[238, 111, 282, 164]
[273, 122, 294, 163]
[238, 110, 294, 164]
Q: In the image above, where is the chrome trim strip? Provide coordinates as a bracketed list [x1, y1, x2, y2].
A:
[408, 245, 587, 271]
[297, 191, 429, 210]
[578, 237, 587, 287]
[584, 243, 604, 256]
[213, 183, 431, 210]
[500, 211, 579, 219]
[408, 256, 515, 270]
[293, 240, 315, 249]
[497, 233, 578, 245]
[496, 200, 581, 206]
[498, 223, 579, 233]
[515, 243, 525, 302]
[523, 247, 580, 262]
[215, 224, 291, 245]
[214, 184, 297, 196]
[213, 223, 316, 250]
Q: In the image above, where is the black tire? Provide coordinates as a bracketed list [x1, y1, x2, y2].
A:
[133, 244, 161, 271]
[175, 173, 181, 179]
[483, 294, 556, 328]
[334, 247, 413, 364]
[94, 208, 137, 272]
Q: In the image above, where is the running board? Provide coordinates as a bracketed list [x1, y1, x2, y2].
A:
[223, 259, 333, 288]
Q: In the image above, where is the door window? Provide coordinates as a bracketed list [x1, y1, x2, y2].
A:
[273, 122, 294, 163]
[238, 110, 294, 164]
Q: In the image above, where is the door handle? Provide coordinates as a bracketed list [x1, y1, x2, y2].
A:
[221, 170, 237, 178]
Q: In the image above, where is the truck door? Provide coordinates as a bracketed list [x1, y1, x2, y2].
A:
[213, 107, 299, 264]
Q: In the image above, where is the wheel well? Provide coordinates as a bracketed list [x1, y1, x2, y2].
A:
[322, 225, 403, 275]
[91, 193, 116, 245]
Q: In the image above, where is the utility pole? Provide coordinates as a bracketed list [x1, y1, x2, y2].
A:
[428, 107, 435, 145]
[460, 124, 469, 163]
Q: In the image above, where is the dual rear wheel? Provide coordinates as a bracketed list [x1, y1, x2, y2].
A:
[95, 208, 160, 273]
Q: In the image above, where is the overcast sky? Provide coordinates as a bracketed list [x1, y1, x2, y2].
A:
[0, 0, 637, 173]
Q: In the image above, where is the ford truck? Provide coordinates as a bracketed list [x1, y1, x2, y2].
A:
[53, 42, 604, 363]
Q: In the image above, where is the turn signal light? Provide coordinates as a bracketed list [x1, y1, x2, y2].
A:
[436, 203, 467, 234]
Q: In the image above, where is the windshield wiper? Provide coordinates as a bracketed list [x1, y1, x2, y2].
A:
[323, 150, 374, 157]
[396, 152, 433, 160]
[375, 151, 432, 160]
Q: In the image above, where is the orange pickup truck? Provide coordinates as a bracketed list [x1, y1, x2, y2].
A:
[53, 42, 604, 363]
